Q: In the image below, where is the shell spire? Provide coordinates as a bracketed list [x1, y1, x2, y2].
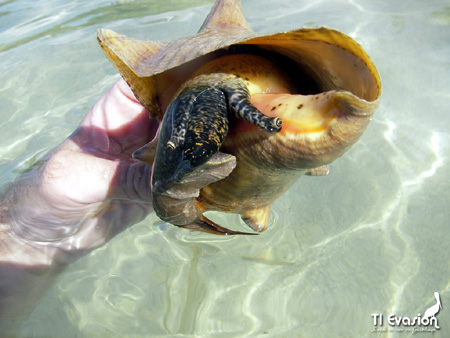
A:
[199, 0, 252, 33]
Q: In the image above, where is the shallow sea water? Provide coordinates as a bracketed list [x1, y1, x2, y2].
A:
[1, 0, 450, 337]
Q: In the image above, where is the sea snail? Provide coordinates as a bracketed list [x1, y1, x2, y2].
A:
[97, 0, 381, 234]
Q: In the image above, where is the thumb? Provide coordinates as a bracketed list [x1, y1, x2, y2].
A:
[110, 159, 153, 202]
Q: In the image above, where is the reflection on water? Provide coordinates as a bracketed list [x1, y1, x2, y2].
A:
[1, 0, 450, 337]
[0, 0, 212, 52]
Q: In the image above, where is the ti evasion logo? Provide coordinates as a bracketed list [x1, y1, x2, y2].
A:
[372, 292, 442, 334]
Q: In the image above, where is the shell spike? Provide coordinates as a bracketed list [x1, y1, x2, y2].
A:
[97, 29, 166, 77]
[199, 0, 252, 33]
[305, 165, 329, 176]
[97, 28, 165, 118]
[241, 206, 271, 232]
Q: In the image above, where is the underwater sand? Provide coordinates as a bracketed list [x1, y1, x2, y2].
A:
[1, 0, 449, 337]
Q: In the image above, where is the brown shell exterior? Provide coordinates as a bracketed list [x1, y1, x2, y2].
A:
[97, 0, 381, 121]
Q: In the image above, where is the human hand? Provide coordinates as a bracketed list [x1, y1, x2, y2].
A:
[6, 78, 158, 262]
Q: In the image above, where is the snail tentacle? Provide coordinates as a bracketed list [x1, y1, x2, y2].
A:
[219, 77, 282, 133]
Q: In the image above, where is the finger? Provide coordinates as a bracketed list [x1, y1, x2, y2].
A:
[43, 148, 153, 207]
[41, 149, 118, 208]
[79, 78, 158, 154]
[111, 159, 152, 202]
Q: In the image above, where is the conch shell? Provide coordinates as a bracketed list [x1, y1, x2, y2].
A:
[97, 0, 381, 234]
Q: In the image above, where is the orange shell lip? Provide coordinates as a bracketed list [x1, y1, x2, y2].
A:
[247, 92, 341, 135]
[276, 111, 339, 134]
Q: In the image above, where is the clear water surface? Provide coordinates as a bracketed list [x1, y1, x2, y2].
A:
[1, 0, 449, 337]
